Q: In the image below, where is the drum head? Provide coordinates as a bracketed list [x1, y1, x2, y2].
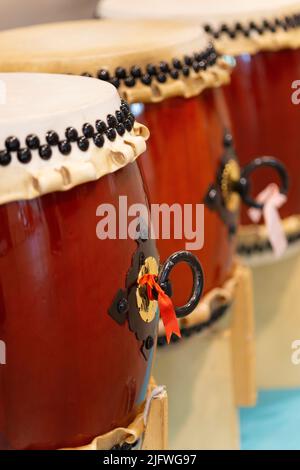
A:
[99, 0, 300, 26]
[0, 20, 232, 102]
[0, 73, 148, 204]
[98, 0, 300, 55]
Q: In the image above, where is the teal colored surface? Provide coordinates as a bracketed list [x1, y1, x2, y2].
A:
[240, 389, 300, 450]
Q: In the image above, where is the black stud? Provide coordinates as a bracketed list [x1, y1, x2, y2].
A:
[145, 336, 154, 350]
[26, 134, 40, 150]
[205, 186, 218, 209]
[172, 58, 182, 69]
[95, 120, 107, 133]
[170, 69, 179, 80]
[107, 114, 117, 128]
[157, 73, 167, 83]
[116, 123, 125, 136]
[221, 23, 229, 33]
[141, 74, 152, 86]
[115, 67, 127, 79]
[268, 22, 276, 32]
[116, 110, 125, 123]
[159, 61, 170, 73]
[204, 24, 213, 33]
[5, 136, 20, 152]
[17, 148, 32, 164]
[65, 127, 78, 142]
[295, 14, 300, 26]
[117, 298, 129, 315]
[39, 145, 52, 160]
[181, 328, 191, 338]
[288, 16, 296, 28]
[171, 334, 180, 343]
[120, 104, 130, 116]
[46, 131, 59, 146]
[208, 53, 217, 65]
[146, 64, 157, 76]
[106, 128, 117, 141]
[82, 123, 94, 138]
[275, 19, 287, 31]
[157, 336, 167, 347]
[121, 442, 132, 451]
[224, 132, 233, 147]
[111, 444, 121, 450]
[192, 61, 201, 72]
[97, 69, 110, 81]
[182, 65, 190, 77]
[0, 150, 11, 166]
[124, 77, 136, 87]
[93, 133, 105, 148]
[130, 65, 142, 78]
[77, 137, 89, 151]
[127, 113, 135, 124]
[184, 55, 193, 66]
[194, 52, 206, 62]
[199, 60, 207, 70]
[110, 77, 120, 89]
[255, 26, 264, 35]
[121, 99, 130, 109]
[59, 140, 72, 155]
[124, 119, 133, 132]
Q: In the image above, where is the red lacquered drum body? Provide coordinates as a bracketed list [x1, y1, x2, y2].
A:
[0, 20, 236, 303]
[0, 162, 157, 450]
[224, 49, 300, 224]
[138, 90, 235, 301]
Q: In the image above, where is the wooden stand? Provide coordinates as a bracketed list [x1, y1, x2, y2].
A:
[153, 262, 256, 450]
[62, 379, 168, 450]
[245, 242, 300, 389]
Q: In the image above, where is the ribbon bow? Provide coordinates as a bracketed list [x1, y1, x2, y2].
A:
[248, 183, 287, 258]
[138, 274, 181, 344]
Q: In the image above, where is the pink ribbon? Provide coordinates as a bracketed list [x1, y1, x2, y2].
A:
[247, 183, 287, 258]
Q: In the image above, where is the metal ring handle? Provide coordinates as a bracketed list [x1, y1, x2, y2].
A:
[158, 251, 204, 319]
[236, 156, 289, 209]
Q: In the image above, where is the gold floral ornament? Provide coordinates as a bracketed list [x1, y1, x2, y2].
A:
[221, 159, 241, 213]
[136, 256, 159, 323]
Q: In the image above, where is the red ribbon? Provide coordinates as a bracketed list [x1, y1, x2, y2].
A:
[138, 273, 181, 344]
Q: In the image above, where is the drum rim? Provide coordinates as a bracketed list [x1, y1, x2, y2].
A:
[0, 96, 149, 206]
[0, 20, 233, 103]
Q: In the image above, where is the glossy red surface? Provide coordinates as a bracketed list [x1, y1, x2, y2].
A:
[0, 162, 156, 450]
[223, 49, 300, 224]
[138, 90, 236, 302]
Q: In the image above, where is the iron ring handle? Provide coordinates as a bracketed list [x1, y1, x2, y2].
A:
[158, 251, 204, 319]
[234, 156, 289, 209]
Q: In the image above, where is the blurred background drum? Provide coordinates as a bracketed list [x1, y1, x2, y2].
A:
[0, 0, 99, 30]
[197, 5, 300, 394]
[97, 0, 300, 449]
[0, 73, 156, 450]
[98, 0, 300, 253]
[0, 19, 255, 449]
